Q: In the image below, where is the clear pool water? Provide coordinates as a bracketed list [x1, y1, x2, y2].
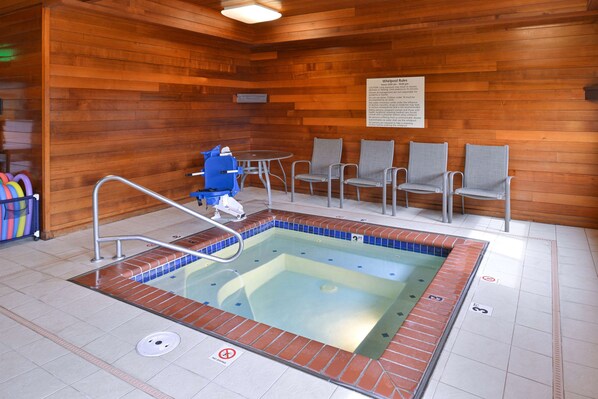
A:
[148, 228, 444, 358]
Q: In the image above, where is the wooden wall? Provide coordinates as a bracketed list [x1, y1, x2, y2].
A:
[249, 20, 598, 228]
[0, 5, 42, 190]
[28, 0, 598, 234]
[46, 6, 253, 233]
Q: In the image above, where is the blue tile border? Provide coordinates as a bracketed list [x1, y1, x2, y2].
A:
[132, 219, 449, 284]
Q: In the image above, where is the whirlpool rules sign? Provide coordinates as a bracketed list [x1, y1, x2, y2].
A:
[367, 76, 425, 128]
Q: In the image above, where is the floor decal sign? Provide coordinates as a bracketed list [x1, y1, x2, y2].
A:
[469, 302, 494, 316]
[210, 344, 244, 366]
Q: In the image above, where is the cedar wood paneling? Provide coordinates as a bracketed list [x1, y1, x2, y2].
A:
[47, 7, 253, 232]
[0, 6, 42, 191]
[2, 0, 597, 234]
[249, 22, 598, 227]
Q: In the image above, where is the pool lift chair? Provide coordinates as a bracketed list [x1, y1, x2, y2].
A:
[188, 145, 246, 221]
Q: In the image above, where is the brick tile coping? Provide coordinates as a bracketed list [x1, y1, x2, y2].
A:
[71, 210, 487, 399]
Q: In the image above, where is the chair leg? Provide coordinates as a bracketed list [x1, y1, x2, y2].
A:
[356, 187, 360, 202]
[441, 192, 447, 223]
[291, 178, 295, 202]
[448, 192, 453, 223]
[327, 179, 332, 208]
[461, 196, 465, 215]
[505, 197, 511, 233]
[340, 182, 344, 208]
[382, 185, 387, 215]
[405, 192, 409, 208]
[392, 188, 397, 216]
[309, 182, 314, 196]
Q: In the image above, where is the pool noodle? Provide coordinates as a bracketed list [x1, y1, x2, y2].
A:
[4, 173, 14, 181]
[12, 174, 33, 235]
[0, 173, 8, 184]
[7, 182, 26, 238]
[0, 186, 9, 241]
[5, 184, 21, 238]
[1, 184, 14, 240]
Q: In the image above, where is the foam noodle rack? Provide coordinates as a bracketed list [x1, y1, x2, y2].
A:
[0, 172, 40, 243]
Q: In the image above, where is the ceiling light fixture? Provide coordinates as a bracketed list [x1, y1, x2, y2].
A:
[221, 4, 281, 24]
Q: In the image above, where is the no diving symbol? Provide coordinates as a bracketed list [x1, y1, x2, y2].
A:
[481, 275, 498, 284]
[210, 344, 243, 366]
[219, 348, 236, 360]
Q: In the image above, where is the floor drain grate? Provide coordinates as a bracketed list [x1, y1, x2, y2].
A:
[136, 332, 181, 357]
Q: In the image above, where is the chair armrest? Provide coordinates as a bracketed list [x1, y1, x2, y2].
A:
[449, 171, 463, 193]
[328, 162, 343, 179]
[391, 167, 407, 190]
[340, 163, 358, 183]
[384, 167, 397, 185]
[291, 160, 311, 179]
[506, 175, 514, 196]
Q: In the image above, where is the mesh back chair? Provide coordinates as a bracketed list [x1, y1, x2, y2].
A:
[448, 144, 513, 232]
[340, 139, 395, 214]
[391, 142, 449, 222]
[291, 138, 343, 207]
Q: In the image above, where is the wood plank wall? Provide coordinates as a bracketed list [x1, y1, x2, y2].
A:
[249, 20, 598, 228]
[25, 0, 598, 234]
[46, 6, 253, 233]
[0, 6, 42, 190]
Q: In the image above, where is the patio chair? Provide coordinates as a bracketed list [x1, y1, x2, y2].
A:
[391, 142, 449, 222]
[448, 144, 513, 232]
[340, 139, 395, 214]
[291, 138, 343, 207]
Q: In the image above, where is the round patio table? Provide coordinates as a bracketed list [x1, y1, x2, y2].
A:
[235, 150, 293, 207]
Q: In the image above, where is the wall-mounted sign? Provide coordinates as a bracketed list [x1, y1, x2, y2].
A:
[366, 76, 425, 128]
[236, 93, 268, 103]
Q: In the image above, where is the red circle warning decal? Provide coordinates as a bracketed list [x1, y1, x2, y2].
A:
[481, 275, 496, 282]
[218, 348, 237, 360]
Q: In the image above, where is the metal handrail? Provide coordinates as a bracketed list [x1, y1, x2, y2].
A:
[91, 175, 244, 263]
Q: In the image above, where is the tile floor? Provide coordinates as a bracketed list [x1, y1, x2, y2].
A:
[0, 186, 597, 399]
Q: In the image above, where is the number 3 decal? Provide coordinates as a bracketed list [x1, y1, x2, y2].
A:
[427, 294, 444, 302]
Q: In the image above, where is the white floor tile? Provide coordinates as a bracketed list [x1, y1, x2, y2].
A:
[439, 353, 506, 399]
[564, 361, 598, 398]
[261, 367, 337, 399]
[0, 350, 37, 383]
[175, 336, 230, 380]
[113, 350, 170, 381]
[42, 352, 99, 385]
[83, 301, 144, 332]
[460, 311, 515, 344]
[72, 369, 135, 399]
[147, 364, 210, 399]
[512, 325, 552, 357]
[329, 386, 370, 399]
[45, 386, 90, 399]
[0, 367, 66, 398]
[109, 312, 174, 345]
[563, 337, 598, 369]
[518, 291, 552, 314]
[508, 346, 552, 386]
[515, 307, 552, 334]
[15, 337, 69, 366]
[213, 351, 287, 399]
[451, 329, 511, 370]
[561, 317, 598, 344]
[432, 382, 482, 398]
[83, 333, 134, 364]
[503, 373, 551, 399]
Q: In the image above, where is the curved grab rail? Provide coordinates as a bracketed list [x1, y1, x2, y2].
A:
[91, 175, 244, 264]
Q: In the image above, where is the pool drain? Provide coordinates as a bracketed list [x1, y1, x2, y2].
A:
[320, 283, 338, 293]
[136, 332, 180, 357]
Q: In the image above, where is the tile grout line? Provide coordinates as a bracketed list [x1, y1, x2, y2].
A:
[0, 304, 173, 399]
[551, 240, 564, 399]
